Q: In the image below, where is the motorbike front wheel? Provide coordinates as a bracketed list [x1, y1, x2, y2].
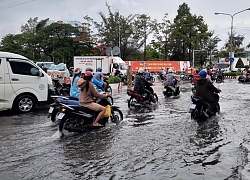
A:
[51, 108, 59, 122]
[106, 95, 114, 105]
[106, 85, 112, 95]
[152, 94, 158, 102]
[110, 109, 123, 123]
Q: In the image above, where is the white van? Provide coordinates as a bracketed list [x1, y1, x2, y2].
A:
[0, 52, 55, 113]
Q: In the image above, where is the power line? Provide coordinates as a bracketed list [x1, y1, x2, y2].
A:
[0, 0, 36, 10]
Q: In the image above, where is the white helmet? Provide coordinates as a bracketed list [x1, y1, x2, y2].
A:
[168, 68, 173, 73]
[138, 68, 144, 74]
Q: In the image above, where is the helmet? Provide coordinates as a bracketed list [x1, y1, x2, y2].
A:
[84, 71, 93, 77]
[74, 68, 82, 74]
[199, 70, 207, 77]
[85, 67, 93, 72]
[138, 68, 144, 74]
[97, 67, 102, 72]
[168, 68, 173, 73]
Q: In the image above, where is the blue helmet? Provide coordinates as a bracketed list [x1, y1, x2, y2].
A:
[199, 70, 207, 77]
[97, 67, 102, 72]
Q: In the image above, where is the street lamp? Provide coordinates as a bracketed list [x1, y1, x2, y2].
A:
[215, 8, 250, 71]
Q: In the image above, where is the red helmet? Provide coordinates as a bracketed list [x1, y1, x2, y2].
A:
[74, 68, 82, 74]
[84, 71, 93, 77]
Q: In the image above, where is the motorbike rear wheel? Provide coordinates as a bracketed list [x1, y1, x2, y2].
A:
[128, 97, 137, 108]
[59, 116, 91, 136]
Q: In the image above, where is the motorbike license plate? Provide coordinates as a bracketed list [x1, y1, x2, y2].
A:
[57, 113, 65, 120]
[189, 103, 196, 110]
[48, 106, 54, 113]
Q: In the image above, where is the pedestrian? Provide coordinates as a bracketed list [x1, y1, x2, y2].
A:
[126, 65, 133, 89]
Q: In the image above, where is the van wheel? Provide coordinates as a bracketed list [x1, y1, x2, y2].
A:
[13, 95, 36, 113]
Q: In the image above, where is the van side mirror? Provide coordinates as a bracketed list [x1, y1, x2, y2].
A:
[31, 68, 42, 76]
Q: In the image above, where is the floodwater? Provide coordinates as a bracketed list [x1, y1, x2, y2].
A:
[1, 78, 250, 180]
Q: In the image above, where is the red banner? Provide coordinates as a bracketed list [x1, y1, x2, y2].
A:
[125, 61, 190, 72]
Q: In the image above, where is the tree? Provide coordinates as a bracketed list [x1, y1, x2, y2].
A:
[37, 23, 82, 65]
[151, 13, 171, 60]
[91, 3, 157, 60]
[167, 3, 213, 61]
[224, 31, 245, 55]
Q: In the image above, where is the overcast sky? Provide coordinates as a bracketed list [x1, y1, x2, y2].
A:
[0, 0, 250, 50]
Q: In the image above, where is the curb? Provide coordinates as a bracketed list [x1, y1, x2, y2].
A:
[224, 76, 236, 79]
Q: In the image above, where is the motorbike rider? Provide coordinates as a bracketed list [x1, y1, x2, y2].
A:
[195, 70, 221, 111]
[133, 68, 155, 103]
[159, 68, 166, 80]
[77, 71, 109, 127]
[192, 68, 200, 84]
[165, 68, 178, 88]
[94, 67, 104, 82]
[85, 67, 107, 92]
[69, 67, 82, 99]
[217, 68, 224, 80]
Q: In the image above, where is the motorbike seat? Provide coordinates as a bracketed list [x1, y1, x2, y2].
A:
[67, 96, 79, 101]
[68, 105, 98, 116]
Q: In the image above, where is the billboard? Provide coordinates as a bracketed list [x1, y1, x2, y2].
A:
[125, 61, 190, 72]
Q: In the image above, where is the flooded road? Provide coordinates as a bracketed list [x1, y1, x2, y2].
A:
[1, 78, 250, 180]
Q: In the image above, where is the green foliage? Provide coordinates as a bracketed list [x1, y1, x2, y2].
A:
[107, 76, 121, 84]
[224, 72, 243, 76]
[244, 65, 250, 69]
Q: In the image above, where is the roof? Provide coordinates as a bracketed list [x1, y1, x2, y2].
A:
[0, 51, 28, 59]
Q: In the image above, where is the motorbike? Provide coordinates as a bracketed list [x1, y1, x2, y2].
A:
[52, 79, 70, 96]
[127, 84, 158, 108]
[215, 75, 224, 83]
[188, 94, 220, 121]
[103, 76, 112, 94]
[157, 73, 165, 82]
[48, 91, 114, 124]
[56, 97, 123, 137]
[163, 82, 180, 97]
[238, 74, 250, 83]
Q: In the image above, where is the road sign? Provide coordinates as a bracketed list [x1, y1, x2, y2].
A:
[230, 58, 234, 63]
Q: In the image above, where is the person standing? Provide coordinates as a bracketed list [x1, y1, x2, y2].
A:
[126, 65, 133, 89]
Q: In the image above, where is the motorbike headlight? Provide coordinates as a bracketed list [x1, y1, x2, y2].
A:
[61, 108, 66, 113]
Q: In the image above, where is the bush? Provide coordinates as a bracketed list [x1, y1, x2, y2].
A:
[107, 76, 121, 84]
[224, 72, 243, 76]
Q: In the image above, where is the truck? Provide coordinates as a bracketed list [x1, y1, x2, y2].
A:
[73, 56, 128, 75]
